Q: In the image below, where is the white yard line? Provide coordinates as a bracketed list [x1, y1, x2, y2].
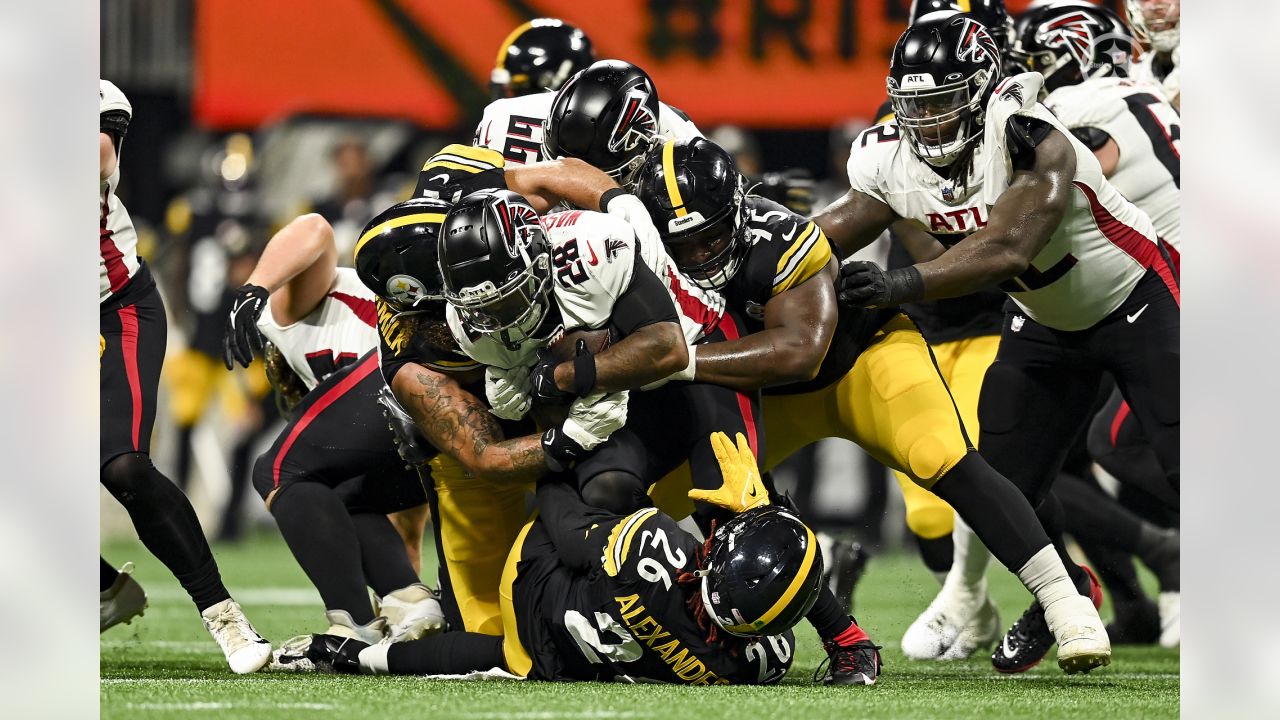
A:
[125, 702, 335, 711]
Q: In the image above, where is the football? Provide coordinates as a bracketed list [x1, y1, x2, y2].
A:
[546, 327, 613, 363]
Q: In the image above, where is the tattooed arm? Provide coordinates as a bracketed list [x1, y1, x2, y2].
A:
[391, 362, 547, 484]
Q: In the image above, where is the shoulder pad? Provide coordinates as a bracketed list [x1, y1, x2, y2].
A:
[845, 123, 901, 203]
[416, 144, 507, 203]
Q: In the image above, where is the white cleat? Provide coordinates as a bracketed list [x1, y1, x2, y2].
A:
[1157, 591, 1180, 648]
[378, 584, 446, 643]
[902, 584, 995, 660]
[325, 610, 387, 645]
[1045, 594, 1112, 674]
[101, 562, 148, 633]
[201, 599, 272, 674]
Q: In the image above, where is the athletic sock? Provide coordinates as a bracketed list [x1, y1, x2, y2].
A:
[939, 516, 991, 598]
[100, 556, 120, 592]
[805, 586, 857, 642]
[1017, 545, 1082, 612]
[271, 483, 375, 624]
[831, 621, 870, 647]
[385, 632, 507, 675]
[351, 513, 421, 597]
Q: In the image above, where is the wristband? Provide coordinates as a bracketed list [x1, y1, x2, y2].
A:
[886, 266, 925, 305]
[599, 187, 627, 212]
[571, 352, 597, 397]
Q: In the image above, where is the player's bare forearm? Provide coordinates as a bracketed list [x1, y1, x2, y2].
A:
[247, 214, 338, 324]
[694, 264, 837, 391]
[506, 158, 618, 213]
[892, 221, 948, 263]
[913, 129, 1076, 300]
[812, 189, 897, 259]
[554, 321, 687, 393]
[393, 364, 546, 484]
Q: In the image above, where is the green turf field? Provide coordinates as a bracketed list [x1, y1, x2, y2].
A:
[101, 531, 1178, 719]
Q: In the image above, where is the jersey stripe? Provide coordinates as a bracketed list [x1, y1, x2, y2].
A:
[665, 267, 722, 336]
[724, 523, 817, 634]
[117, 305, 143, 450]
[603, 507, 658, 577]
[328, 291, 378, 328]
[354, 212, 446, 258]
[1073, 181, 1179, 306]
[661, 140, 688, 217]
[272, 353, 379, 488]
[772, 223, 831, 294]
[716, 313, 758, 458]
[100, 190, 130, 293]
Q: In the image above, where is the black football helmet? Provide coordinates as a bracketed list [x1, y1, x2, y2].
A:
[701, 506, 824, 637]
[354, 197, 453, 315]
[439, 189, 556, 350]
[490, 18, 596, 100]
[911, 0, 1012, 52]
[888, 11, 1002, 168]
[1007, 2, 1134, 92]
[542, 60, 662, 186]
[634, 137, 749, 291]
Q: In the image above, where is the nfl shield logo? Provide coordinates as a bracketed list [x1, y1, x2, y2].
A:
[1011, 315, 1025, 332]
[942, 186, 955, 202]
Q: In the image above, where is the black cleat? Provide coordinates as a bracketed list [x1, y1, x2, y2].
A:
[307, 633, 369, 674]
[991, 602, 1054, 673]
[815, 639, 883, 686]
[1106, 598, 1161, 645]
[825, 537, 870, 613]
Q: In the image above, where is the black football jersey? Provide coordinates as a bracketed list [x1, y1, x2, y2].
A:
[519, 491, 795, 685]
[724, 197, 894, 395]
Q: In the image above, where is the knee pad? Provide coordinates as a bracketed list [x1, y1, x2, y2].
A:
[581, 471, 649, 515]
[896, 408, 968, 484]
[100, 452, 156, 504]
[904, 499, 955, 540]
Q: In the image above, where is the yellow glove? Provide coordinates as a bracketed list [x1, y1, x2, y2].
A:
[687, 432, 770, 513]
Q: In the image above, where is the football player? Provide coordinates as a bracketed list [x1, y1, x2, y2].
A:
[635, 135, 1112, 676]
[1010, 0, 1181, 647]
[475, 59, 702, 180]
[221, 212, 446, 646]
[99, 79, 270, 672]
[359, 145, 650, 637]
[1123, 0, 1179, 110]
[279, 432, 811, 686]
[490, 18, 595, 100]
[821, 12, 1180, 673]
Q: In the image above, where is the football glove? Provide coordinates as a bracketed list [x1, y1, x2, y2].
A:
[542, 390, 629, 472]
[223, 283, 270, 369]
[376, 385, 433, 469]
[836, 261, 923, 309]
[485, 365, 532, 421]
[688, 431, 770, 512]
[530, 357, 574, 404]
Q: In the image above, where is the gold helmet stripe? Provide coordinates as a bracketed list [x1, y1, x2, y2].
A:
[354, 213, 445, 258]
[661, 139, 688, 218]
[724, 524, 818, 634]
[494, 20, 536, 68]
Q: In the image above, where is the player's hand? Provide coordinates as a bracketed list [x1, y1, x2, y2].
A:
[530, 356, 574, 404]
[604, 193, 662, 260]
[485, 365, 532, 421]
[757, 168, 816, 215]
[836, 261, 923, 309]
[542, 391, 629, 472]
[688, 431, 770, 513]
[223, 283, 270, 369]
[375, 385, 432, 468]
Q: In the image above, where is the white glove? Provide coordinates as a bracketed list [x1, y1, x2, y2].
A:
[604, 193, 665, 271]
[561, 390, 629, 451]
[639, 347, 697, 391]
[485, 365, 532, 421]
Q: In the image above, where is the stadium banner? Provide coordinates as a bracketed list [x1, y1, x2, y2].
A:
[195, 0, 1042, 129]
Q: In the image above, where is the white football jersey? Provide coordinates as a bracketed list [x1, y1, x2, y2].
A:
[847, 72, 1163, 332]
[448, 210, 722, 371]
[1129, 51, 1180, 107]
[1045, 77, 1180, 249]
[473, 91, 704, 166]
[257, 267, 380, 390]
[100, 80, 140, 303]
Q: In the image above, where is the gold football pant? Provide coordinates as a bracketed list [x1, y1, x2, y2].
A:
[650, 315, 974, 525]
[427, 454, 532, 636]
[891, 334, 1001, 539]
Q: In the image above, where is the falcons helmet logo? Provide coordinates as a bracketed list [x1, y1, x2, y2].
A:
[607, 85, 659, 154]
[1038, 11, 1099, 69]
[955, 17, 1001, 65]
[492, 197, 542, 258]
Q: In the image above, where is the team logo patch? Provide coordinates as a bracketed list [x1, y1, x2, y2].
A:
[955, 17, 1001, 65]
[386, 274, 426, 307]
[605, 238, 627, 262]
[1011, 315, 1025, 332]
[607, 85, 658, 154]
[1001, 82, 1025, 106]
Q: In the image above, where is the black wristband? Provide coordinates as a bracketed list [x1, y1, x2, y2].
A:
[886, 266, 925, 305]
[599, 187, 627, 212]
[571, 352, 597, 397]
[542, 427, 585, 473]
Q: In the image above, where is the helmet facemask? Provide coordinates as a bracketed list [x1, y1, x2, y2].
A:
[665, 189, 750, 291]
[445, 226, 556, 351]
[1125, 0, 1179, 53]
[888, 68, 994, 168]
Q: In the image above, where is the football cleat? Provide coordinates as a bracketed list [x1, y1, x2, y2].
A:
[325, 609, 388, 645]
[823, 536, 869, 614]
[201, 599, 272, 674]
[100, 562, 147, 633]
[1157, 591, 1180, 648]
[815, 639, 883, 686]
[269, 634, 320, 673]
[993, 566, 1109, 674]
[1106, 597, 1161, 645]
[901, 583, 998, 661]
[378, 584, 446, 643]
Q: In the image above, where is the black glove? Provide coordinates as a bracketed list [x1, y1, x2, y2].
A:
[530, 357, 574, 404]
[836, 261, 923, 309]
[222, 284, 270, 369]
[376, 385, 432, 468]
[541, 426, 587, 473]
[757, 168, 816, 215]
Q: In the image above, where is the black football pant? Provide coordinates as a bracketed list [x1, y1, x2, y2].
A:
[978, 269, 1180, 588]
[252, 349, 425, 625]
[100, 265, 229, 612]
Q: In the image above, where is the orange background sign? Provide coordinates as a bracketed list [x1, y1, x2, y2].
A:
[195, 0, 1041, 130]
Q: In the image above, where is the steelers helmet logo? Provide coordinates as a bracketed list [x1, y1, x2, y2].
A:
[387, 274, 426, 307]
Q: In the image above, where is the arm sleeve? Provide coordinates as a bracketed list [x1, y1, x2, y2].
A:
[609, 254, 679, 338]
[1006, 115, 1055, 172]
